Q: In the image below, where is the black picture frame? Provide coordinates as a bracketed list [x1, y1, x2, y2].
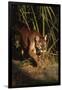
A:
[8, 1, 61, 88]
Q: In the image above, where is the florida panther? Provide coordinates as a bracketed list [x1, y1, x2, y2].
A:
[15, 26, 47, 66]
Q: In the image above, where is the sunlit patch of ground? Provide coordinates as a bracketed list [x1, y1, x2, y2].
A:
[12, 54, 59, 85]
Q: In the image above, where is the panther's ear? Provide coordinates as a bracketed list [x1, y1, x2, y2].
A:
[44, 35, 47, 41]
[35, 36, 39, 41]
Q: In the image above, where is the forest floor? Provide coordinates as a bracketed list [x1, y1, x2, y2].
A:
[12, 54, 59, 87]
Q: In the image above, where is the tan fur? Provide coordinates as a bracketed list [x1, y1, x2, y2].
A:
[16, 26, 47, 66]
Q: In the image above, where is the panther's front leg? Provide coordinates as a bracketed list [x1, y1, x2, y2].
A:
[29, 41, 39, 66]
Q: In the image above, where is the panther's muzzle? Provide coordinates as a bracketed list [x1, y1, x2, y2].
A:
[36, 47, 46, 55]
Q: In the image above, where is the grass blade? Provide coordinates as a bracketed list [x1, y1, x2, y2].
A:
[20, 8, 30, 31]
[31, 6, 39, 32]
[42, 7, 45, 36]
[48, 19, 58, 32]
[47, 39, 58, 53]
[49, 7, 55, 17]
[32, 20, 37, 31]
[44, 7, 50, 28]
[46, 7, 52, 20]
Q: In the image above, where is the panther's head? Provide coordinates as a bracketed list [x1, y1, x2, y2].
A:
[35, 35, 47, 55]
